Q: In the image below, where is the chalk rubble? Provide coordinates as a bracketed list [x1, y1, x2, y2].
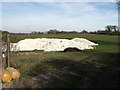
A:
[10, 38, 98, 52]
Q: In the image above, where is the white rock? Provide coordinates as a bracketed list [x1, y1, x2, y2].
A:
[10, 38, 98, 52]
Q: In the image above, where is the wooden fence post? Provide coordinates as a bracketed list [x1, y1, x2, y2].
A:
[0, 31, 2, 89]
[7, 34, 10, 67]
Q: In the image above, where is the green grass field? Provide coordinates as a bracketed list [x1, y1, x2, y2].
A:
[3, 33, 120, 88]
[11, 33, 120, 52]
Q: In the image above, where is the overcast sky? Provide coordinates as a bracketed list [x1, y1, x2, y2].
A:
[1, 1, 118, 33]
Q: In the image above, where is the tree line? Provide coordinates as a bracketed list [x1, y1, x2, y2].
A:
[30, 25, 120, 35]
[1, 25, 120, 36]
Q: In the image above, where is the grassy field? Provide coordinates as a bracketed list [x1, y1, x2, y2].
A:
[11, 33, 119, 52]
[3, 33, 120, 88]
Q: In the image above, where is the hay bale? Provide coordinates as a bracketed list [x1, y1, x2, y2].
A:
[63, 47, 82, 52]
[6, 67, 20, 79]
[0, 70, 12, 83]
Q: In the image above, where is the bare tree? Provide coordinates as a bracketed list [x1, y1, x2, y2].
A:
[106, 25, 113, 32]
[112, 25, 118, 32]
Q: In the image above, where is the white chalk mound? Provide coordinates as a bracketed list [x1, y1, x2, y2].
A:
[10, 38, 98, 52]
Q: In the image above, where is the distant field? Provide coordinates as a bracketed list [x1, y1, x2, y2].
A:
[3, 33, 120, 88]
